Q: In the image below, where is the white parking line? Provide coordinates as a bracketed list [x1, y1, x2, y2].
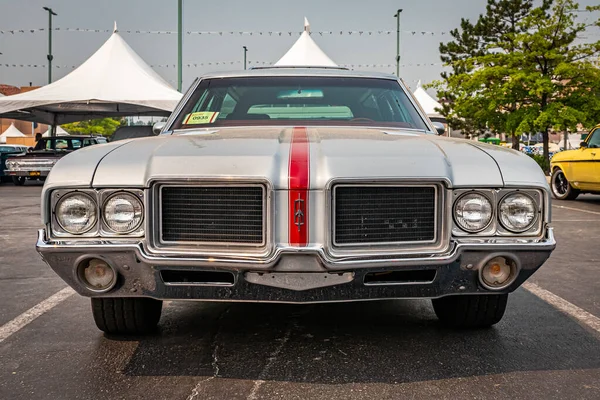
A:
[0, 287, 75, 344]
[552, 204, 600, 216]
[523, 282, 600, 335]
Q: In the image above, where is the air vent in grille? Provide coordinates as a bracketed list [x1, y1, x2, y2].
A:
[334, 185, 436, 245]
[161, 186, 264, 245]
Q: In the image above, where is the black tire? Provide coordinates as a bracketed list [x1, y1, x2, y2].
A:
[432, 294, 508, 329]
[91, 297, 163, 335]
[12, 176, 25, 186]
[551, 168, 579, 200]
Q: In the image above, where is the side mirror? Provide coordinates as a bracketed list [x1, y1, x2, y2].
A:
[153, 122, 166, 135]
[432, 122, 446, 135]
[580, 141, 588, 148]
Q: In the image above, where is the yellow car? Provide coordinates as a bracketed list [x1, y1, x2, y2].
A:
[550, 125, 600, 199]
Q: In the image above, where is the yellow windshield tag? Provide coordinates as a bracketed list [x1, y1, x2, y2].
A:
[183, 112, 219, 124]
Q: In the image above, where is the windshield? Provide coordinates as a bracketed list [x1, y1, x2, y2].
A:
[36, 139, 83, 151]
[0, 146, 24, 153]
[171, 76, 429, 131]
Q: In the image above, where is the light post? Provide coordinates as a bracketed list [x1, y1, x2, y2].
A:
[42, 7, 57, 84]
[177, 0, 183, 92]
[394, 9, 403, 77]
[243, 46, 248, 70]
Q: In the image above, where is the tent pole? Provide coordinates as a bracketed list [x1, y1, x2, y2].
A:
[50, 114, 56, 138]
[177, 0, 183, 92]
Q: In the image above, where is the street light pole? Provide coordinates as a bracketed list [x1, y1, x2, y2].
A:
[177, 0, 183, 92]
[243, 46, 248, 70]
[42, 7, 57, 84]
[394, 9, 403, 77]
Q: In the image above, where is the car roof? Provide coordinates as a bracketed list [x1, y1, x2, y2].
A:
[197, 67, 400, 81]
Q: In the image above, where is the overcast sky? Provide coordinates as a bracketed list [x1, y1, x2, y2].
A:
[0, 0, 598, 95]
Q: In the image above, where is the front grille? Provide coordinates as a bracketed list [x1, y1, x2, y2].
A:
[334, 185, 436, 246]
[160, 185, 265, 245]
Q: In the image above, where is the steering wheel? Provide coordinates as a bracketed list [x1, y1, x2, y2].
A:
[350, 118, 375, 123]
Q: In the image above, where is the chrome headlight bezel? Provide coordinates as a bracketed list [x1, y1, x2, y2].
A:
[453, 192, 494, 233]
[498, 192, 539, 233]
[452, 188, 545, 237]
[50, 188, 145, 238]
[54, 191, 98, 235]
[101, 190, 145, 235]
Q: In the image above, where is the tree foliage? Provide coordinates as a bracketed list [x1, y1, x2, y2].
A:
[434, 0, 600, 170]
[62, 118, 125, 137]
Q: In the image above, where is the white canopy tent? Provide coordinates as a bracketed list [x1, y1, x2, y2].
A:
[274, 18, 338, 68]
[413, 81, 444, 118]
[0, 23, 182, 128]
[42, 126, 69, 137]
[0, 123, 26, 143]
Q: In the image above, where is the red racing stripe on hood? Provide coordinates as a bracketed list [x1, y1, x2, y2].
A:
[288, 127, 310, 247]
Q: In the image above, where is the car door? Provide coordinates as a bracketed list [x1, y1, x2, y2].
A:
[571, 128, 600, 191]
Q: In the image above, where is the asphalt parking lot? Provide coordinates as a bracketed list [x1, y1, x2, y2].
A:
[0, 182, 599, 400]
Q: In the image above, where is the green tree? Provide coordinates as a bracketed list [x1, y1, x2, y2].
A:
[435, 0, 600, 169]
[436, 0, 540, 142]
[62, 118, 125, 137]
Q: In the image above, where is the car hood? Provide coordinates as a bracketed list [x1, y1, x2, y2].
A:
[46, 126, 547, 190]
[551, 149, 579, 163]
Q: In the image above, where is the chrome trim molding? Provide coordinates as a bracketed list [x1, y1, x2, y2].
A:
[147, 178, 273, 256]
[325, 178, 452, 258]
[331, 183, 440, 247]
[37, 226, 555, 271]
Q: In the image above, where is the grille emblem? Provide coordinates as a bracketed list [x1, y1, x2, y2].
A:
[293, 196, 305, 231]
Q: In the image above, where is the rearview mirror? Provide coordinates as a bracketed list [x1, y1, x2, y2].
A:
[432, 122, 446, 135]
[580, 141, 588, 148]
[153, 122, 166, 135]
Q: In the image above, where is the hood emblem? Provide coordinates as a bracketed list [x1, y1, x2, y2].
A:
[293, 195, 305, 231]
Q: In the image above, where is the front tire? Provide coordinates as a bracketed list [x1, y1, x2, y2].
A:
[551, 168, 579, 200]
[432, 294, 508, 328]
[12, 176, 25, 186]
[91, 297, 163, 335]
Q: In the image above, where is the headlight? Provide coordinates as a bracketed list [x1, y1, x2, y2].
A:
[6, 161, 17, 169]
[102, 192, 143, 234]
[56, 193, 97, 234]
[454, 193, 493, 232]
[499, 192, 537, 232]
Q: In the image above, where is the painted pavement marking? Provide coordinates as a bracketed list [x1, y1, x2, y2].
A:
[0, 287, 75, 344]
[523, 282, 600, 335]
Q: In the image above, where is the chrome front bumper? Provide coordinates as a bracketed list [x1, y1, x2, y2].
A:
[8, 169, 50, 177]
[36, 227, 556, 303]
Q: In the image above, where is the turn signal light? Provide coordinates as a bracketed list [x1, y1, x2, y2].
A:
[479, 256, 517, 290]
[78, 258, 117, 292]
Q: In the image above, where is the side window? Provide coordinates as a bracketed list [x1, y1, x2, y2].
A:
[83, 139, 93, 147]
[588, 129, 600, 148]
[55, 140, 69, 150]
[70, 140, 82, 149]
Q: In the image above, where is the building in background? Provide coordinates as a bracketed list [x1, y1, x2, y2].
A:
[0, 84, 48, 136]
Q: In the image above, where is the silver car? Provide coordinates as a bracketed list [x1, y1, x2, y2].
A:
[37, 68, 555, 335]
